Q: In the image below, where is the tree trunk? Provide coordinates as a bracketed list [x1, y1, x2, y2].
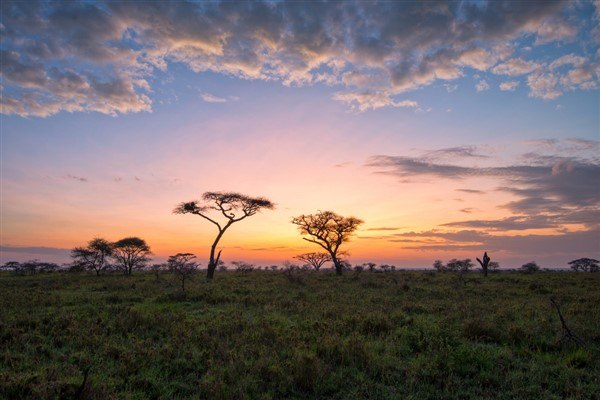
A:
[207, 229, 226, 280]
[331, 254, 342, 276]
[206, 263, 216, 279]
[477, 252, 490, 278]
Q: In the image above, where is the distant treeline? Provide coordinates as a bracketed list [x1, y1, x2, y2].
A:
[1, 257, 598, 275]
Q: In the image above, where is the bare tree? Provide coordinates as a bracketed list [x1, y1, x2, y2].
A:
[550, 297, 587, 348]
[174, 192, 274, 279]
[112, 237, 152, 276]
[294, 252, 331, 271]
[167, 253, 199, 291]
[71, 237, 113, 275]
[476, 251, 491, 277]
[291, 211, 363, 276]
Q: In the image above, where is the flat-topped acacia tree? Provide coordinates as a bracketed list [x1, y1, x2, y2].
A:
[174, 192, 275, 279]
[294, 252, 331, 271]
[291, 211, 363, 276]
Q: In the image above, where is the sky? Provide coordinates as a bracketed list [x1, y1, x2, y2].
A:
[1, 0, 599, 269]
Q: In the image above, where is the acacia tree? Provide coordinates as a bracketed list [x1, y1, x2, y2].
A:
[294, 252, 331, 271]
[568, 258, 599, 272]
[231, 261, 255, 273]
[167, 253, 199, 291]
[446, 258, 474, 273]
[433, 260, 445, 272]
[488, 261, 500, 272]
[291, 211, 363, 276]
[520, 261, 540, 274]
[363, 262, 377, 273]
[112, 237, 152, 276]
[174, 192, 275, 279]
[71, 237, 113, 275]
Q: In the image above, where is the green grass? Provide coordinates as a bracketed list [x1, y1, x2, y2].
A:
[1, 271, 598, 399]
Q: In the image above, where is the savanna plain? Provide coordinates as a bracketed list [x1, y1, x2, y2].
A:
[1, 270, 598, 399]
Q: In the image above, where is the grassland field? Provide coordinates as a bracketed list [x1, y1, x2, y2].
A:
[1, 270, 598, 399]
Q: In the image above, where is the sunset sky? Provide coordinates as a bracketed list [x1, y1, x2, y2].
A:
[1, 0, 599, 268]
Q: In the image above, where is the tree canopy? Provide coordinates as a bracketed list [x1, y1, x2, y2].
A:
[71, 237, 113, 275]
[291, 211, 363, 275]
[568, 258, 599, 272]
[167, 253, 199, 291]
[174, 191, 275, 279]
[112, 237, 152, 276]
[294, 252, 331, 271]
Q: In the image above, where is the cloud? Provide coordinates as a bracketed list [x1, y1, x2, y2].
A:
[499, 80, 519, 91]
[368, 140, 600, 231]
[549, 54, 587, 70]
[65, 174, 88, 182]
[366, 227, 403, 231]
[524, 138, 600, 157]
[527, 70, 563, 99]
[200, 92, 227, 103]
[0, 0, 593, 116]
[248, 246, 290, 251]
[475, 79, 490, 92]
[423, 146, 489, 161]
[444, 83, 458, 93]
[334, 161, 352, 168]
[534, 18, 578, 45]
[331, 90, 418, 111]
[456, 189, 484, 194]
[526, 54, 598, 100]
[492, 58, 541, 76]
[442, 215, 557, 231]
[387, 229, 600, 260]
[0, 245, 71, 257]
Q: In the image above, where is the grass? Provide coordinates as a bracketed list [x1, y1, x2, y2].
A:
[1, 270, 598, 399]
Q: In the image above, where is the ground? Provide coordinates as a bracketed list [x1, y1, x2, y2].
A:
[1, 270, 598, 399]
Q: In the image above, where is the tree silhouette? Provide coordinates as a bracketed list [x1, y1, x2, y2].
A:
[112, 237, 151, 276]
[446, 258, 473, 272]
[294, 252, 331, 271]
[363, 262, 377, 273]
[433, 260, 445, 272]
[231, 260, 255, 273]
[488, 261, 500, 272]
[476, 251, 491, 277]
[6, 260, 59, 275]
[174, 192, 275, 279]
[71, 237, 113, 275]
[167, 253, 199, 291]
[568, 258, 599, 272]
[291, 211, 363, 276]
[520, 261, 540, 274]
